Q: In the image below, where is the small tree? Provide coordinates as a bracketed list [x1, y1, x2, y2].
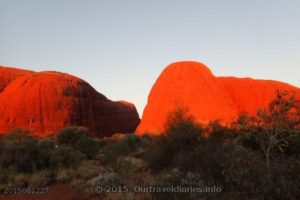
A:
[164, 106, 204, 152]
[145, 107, 204, 170]
[237, 91, 300, 176]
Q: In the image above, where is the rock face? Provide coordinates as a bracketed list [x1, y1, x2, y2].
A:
[0, 67, 140, 137]
[136, 61, 300, 135]
[0, 66, 33, 92]
[218, 77, 300, 116]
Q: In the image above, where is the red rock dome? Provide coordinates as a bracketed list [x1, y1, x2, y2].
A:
[136, 61, 238, 134]
[0, 68, 140, 137]
[136, 61, 300, 135]
[218, 77, 300, 116]
[0, 66, 33, 92]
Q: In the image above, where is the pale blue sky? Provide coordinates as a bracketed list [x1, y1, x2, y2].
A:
[1, 0, 300, 116]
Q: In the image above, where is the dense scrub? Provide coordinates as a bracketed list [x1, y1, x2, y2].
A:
[0, 92, 299, 199]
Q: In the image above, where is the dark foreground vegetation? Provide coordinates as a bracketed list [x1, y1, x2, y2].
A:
[0, 92, 299, 200]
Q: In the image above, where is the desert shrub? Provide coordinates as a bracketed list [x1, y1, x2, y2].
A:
[50, 145, 86, 168]
[56, 126, 100, 159]
[122, 134, 150, 148]
[85, 172, 123, 199]
[122, 134, 151, 159]
[36, 139, 55, 169]
[150, 168, 211, 200]
[55, 168, 77, 183]
[144, 137, 172, 171]
[103, 140, 130, 166]
[207, 121, 236, 141]
[217, 140, 300, 200]
[172, 136, 225, 180]
[116, 156, 147, 174]
[121, 134, 140, 147]
[13, 173, 30, 187]
[56, 126, 89, 145]
[75, 135, 100, 159]
[75, 160, 104, 180]
[0, 129, 39, 173]
[164, 107, 204, 151]
[266, 156, 300, 200]
[0, 169, 8, 184]
[70, 178, 87, 194]
[220, 92, 300, 199]
[99, 134, 150, 164]
[28, 170, 53, 187]
[286, 132, 300, 156]
[110, 134, 149, 151]
[55, 161, 101, 183]
[87, 171, 122, 187]
[219, 142, 263, 199]
[238, 92, 300, 155]
[145, 107, 204, 171]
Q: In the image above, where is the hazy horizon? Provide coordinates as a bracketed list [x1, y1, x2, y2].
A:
[1, 0, 300, 116]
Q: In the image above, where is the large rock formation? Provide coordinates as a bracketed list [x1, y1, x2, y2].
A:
[0, 66, 33, 92]
[0, 67, 140, 137]
[218, 77, 300, 116]
[136, 61, 300, 135]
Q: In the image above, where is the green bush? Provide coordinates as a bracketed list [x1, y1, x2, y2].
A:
[121, 134, 141, 148]
[75, 135, 100, 159]
[103, 140, 130, 166]
[145, 107, 204, 171]
[144, 137, 172, 171]
[50, 145, 86, 168]
[56, 126, 89, 145]
[0, 129, 39, 173]
[36, 139, 55, 169]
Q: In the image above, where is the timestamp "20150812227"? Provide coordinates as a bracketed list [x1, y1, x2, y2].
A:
[1, 187, 49, 194]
